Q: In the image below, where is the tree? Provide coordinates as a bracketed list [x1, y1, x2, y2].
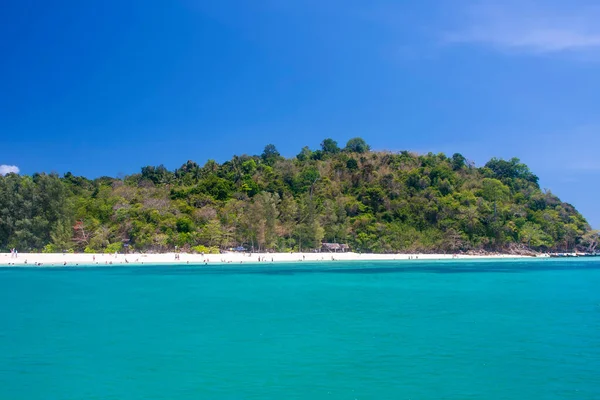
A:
[72, 220, 91, 248]
[451, 153, 466, 170]
[294, 168, 320, 194]
[176, 217, 193, 233]
[321, 138, 340, 154]
[296, 146, 312, 161]
[277, 194, 299, 247]
[175, 160, 201, 184]
[261, 144, 281, 166]
[50, 220, 74, 251]
[344, 137, 370, 153]
[481, 178, 510, 203]
[346, 158, 358, 171]
[199, 219, 224, 247]
[246, 192, 281, 251]
[141, 165, 173, 185]
[484, 157, 539, 186]
[581, 230, 599, 252]
[520, 222, 552, 248]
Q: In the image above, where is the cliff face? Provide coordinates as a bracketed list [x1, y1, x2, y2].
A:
[0, 141, 592, 253]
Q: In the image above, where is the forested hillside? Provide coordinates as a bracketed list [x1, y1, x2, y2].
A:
[1, 138, 597, 254]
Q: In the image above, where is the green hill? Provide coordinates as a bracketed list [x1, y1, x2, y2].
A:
[1, 138, 597, 254]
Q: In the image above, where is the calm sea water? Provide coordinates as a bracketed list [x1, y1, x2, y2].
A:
[1, 259, 599, 400]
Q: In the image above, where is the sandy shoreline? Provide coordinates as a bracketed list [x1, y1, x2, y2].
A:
[1, 252, 537, 267]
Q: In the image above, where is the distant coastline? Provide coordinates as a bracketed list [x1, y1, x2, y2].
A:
[2, 143, 596, 258]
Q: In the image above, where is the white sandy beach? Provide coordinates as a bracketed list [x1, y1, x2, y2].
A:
[1, 252, 536, 267]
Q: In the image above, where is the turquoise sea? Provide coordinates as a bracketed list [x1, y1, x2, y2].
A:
[1, 259, 599, 399]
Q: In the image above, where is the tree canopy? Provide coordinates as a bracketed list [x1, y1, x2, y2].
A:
[344, 137, 370, 153]
[0, 138, 592, 254]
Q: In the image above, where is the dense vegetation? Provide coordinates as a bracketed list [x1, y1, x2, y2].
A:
[1, 138, 597, 254]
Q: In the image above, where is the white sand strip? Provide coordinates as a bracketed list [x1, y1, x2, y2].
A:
[1, 252, 536, 267]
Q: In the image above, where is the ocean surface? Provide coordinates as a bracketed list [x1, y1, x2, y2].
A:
[1, 259, 599, 400]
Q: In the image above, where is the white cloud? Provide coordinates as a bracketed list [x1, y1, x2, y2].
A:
[0, 165, 20, 176]
[445, 2, 600, 54]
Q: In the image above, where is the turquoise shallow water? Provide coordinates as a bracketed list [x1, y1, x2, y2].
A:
[1, 259, 599, 399]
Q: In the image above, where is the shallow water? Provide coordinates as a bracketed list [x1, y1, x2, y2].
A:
[1, 259, 599, 399]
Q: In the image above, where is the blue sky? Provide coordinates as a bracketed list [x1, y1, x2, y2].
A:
[1, 0, 599, 228]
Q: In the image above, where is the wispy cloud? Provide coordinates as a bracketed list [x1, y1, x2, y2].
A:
[0, 165, 20, 176]
[445, 2, 600, 54]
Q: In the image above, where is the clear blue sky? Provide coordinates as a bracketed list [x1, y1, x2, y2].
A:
[1, 0, 598, 228]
